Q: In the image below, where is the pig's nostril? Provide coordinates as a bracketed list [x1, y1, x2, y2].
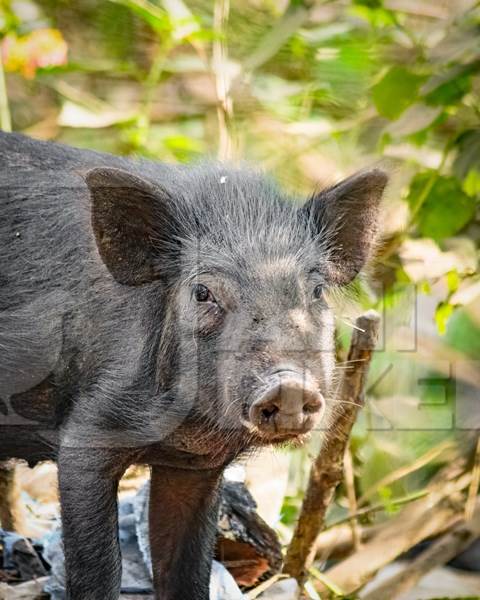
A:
[300, 389, 324, 415]
[261, 404, 279, 422]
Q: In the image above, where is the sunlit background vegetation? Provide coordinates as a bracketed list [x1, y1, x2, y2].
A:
[1, 0, 479, 595]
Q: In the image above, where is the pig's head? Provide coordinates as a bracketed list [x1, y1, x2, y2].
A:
[86, 165, 387, 449]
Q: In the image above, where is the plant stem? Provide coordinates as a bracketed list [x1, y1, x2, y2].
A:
[408, 142, 451, 225]
[343, 445, 361, 551]
[324, 489, 429, 530]
[0, 45, 12, 132]
[138, 38, 172, 140]
[465, 435, 480, 521]
[213, 0, 234, 160]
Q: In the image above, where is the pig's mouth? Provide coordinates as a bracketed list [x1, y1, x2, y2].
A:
[260, 430, 312, 446]
[240, 419, 314, 447]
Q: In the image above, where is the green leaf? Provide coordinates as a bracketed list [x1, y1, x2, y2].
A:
[420, 281, 432, 295]
[446, 270, 460, 294]
[409, 175, 476, 239]
[314, 39, 377, 107]
[372, 66, 425, 120]
[435, 302, 454, 335]
[386, 103, 442, 138]
[406, 171, 436, 213]
[453, 129, 480, 180]
[353, 0, 383, 8]
[445, 307, 480, 358]
[108, 0, 170, 33]
[424, 72, 471, 106]
[421, 61, 478, 106]
[161, 0, 200, 41]
[463, 168, 480, 196]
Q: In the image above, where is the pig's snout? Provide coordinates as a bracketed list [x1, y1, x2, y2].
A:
[249, 369, 324, 438]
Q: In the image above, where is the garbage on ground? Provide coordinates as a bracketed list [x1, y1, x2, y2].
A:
[1, 479, 283, 599]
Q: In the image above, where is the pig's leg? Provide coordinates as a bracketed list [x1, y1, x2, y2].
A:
[58, 446, 128, 600]
[149, 465, 223, 600]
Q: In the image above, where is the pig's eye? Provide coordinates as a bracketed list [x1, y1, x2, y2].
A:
[193, 283, 215, 303]
[313, 284, 325, 302]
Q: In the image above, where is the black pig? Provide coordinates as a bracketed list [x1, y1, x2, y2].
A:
[0, 132, 387, 599]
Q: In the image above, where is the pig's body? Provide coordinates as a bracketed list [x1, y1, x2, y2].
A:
[0, 132, 387, 599]
[0, 134, 239, 467]
[0, 135, 158, 460]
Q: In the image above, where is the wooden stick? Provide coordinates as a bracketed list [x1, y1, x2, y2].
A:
[343, 445, 361, 551]
[313, 471, 467, 563]
[314, 522, 386, 563]
[362, 498, 480, 600]
[315, 471, 472, 596]
[0, 576, 49, 599]
[283, 310, 380, 583]
[0, 460, 20, 531]
[465, 435, 480, 521]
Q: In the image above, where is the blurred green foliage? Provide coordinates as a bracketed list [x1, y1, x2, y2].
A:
[1, 0, 478, 331]
[1, 0, 479, 546]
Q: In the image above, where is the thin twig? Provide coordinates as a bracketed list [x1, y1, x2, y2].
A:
[283, 310, 380, 584]
[0, 45, 12, 132]
[0, 461, 19, 531]
[315, 470, 472, 596]
[141, 38, 173, 134]
[343, 444, 361, 551]
[362, 498, 480, 600]
[358, 439, 455, 506]
[212, 0, 233, 160]
[313, 449, 472, 561]
[465, 435, 480, 521]
[241, 0, 311, 75]
[324, 489, 429, 531]
[246, 574, 290, 599]
[408, 141, 451, 225]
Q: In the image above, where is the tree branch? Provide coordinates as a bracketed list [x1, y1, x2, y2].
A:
[283, 310, 380, 584]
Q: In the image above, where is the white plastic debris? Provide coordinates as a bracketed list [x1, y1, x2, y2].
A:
[258, 577, 300, 599]
[224, 463, 246, 483]
[42, 483, 246, 599]
[210, 560, 245, 600]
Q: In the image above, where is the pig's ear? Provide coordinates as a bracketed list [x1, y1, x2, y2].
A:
[86, 167, 176, 285]
[302, 168, 388, 285]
